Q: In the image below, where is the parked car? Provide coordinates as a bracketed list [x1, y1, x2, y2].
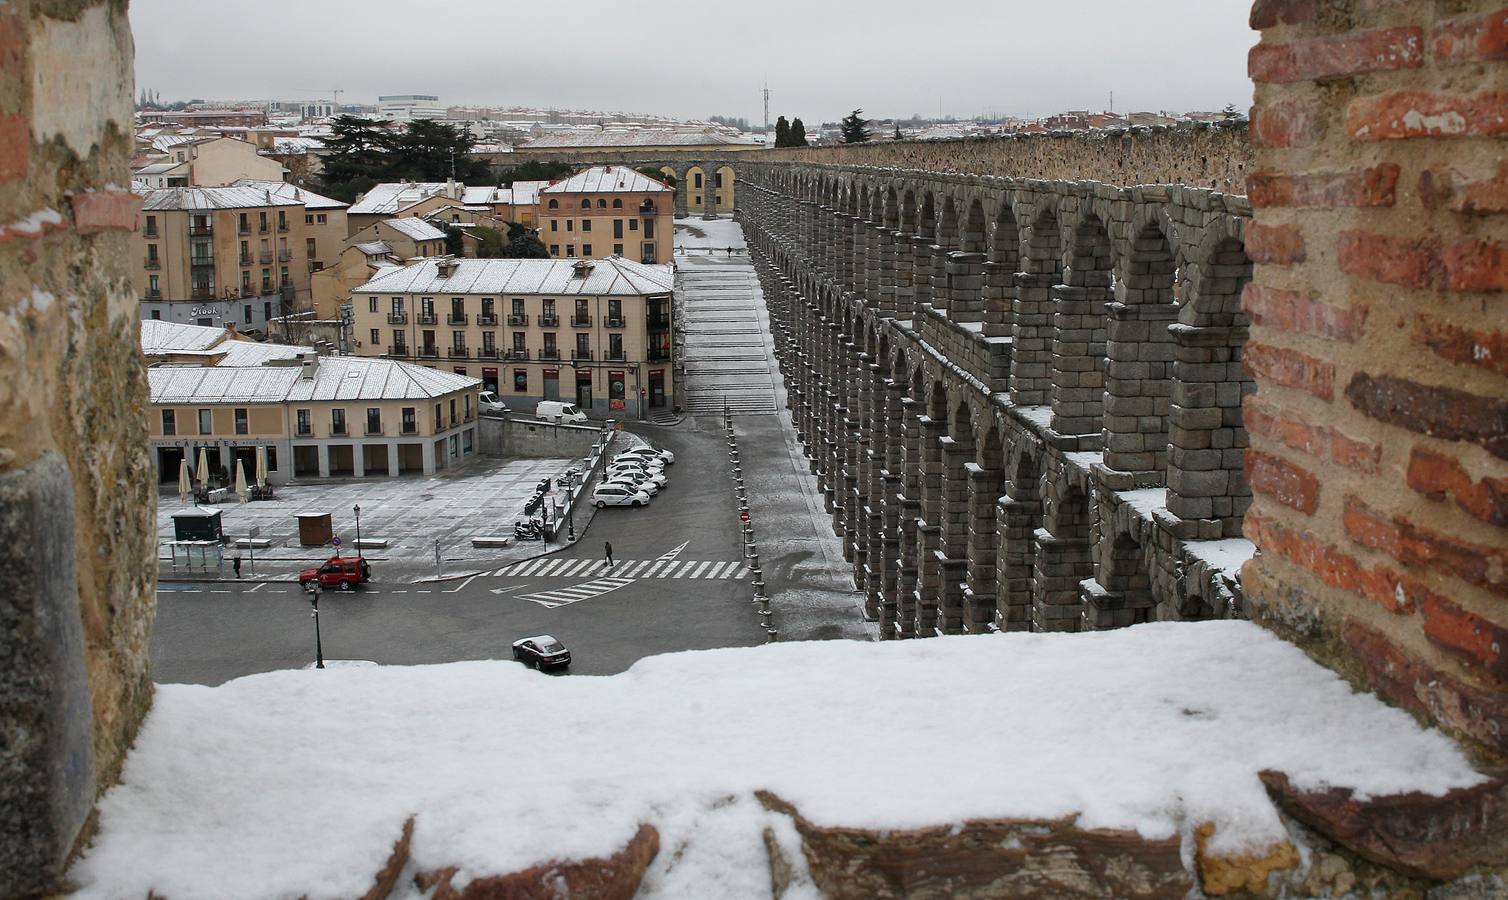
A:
[616, 445, 675, 465]
[613, 451, 666, 471]
[601, 475, 660, 496]
[592, 483, 651, 508]
[512, 634, 571, 670]
[298, 555, 371, 591]
[536, 400, 588, 424]
[606, 464, 667, 489]
[478, 390, 508, 414]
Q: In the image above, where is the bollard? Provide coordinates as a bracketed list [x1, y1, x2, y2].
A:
[766, 628, 778, 643]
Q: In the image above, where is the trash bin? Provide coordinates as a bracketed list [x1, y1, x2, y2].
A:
[297, 512, 333, 547]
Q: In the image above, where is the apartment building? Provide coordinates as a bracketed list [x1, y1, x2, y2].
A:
[135, 186, 317, 330]
[147, 349, 480, 484]
[346, 216, 449, 259]
[132, 135, 286, 187]
[351, 256, 674, 418]
[537, 166, 673, 263]
[234, 180, 349, 274]
[346, 180, 466, 235]
[378, 94, 445, 121]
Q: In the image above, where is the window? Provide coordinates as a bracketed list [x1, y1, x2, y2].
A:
[197, 409, 213, 435]
[451, 297, 465, 318]
[580, 198, 590, 209]
[234, 408, 248, 435]
[149, 274, 159, 294]
[612, 198, 623, 209]
[433, 403, 442, 430]
[262, 269, 271, 291]
[366, 408, 382, 435]
[547, 199, 558, 209]
[482, 331, 496, 352]
[239, 213, 249, 232]
[575, 333, 590, 357]
[369, 328, 380, 345]
[391, 297, 405, 315]
[146, 244, 159, 262]
[464, 393, 472, 418]
[392, 330, 407, 352]
[145, 214, 157, 236]
[582, 219, 591, 232]
[715, 195, 722, 205]
[369, 297, 379, 313]
[582, 244, 592, 256]
[609, 333, 624, 359]
[481, 297, 494, 317]
[645, 219, 655, 239]
[597, 199, 607, 208]
[277, 210, 287, 230]
[513, 369, 527, 392]
[297, 409, 311, 436]
[161, 409, 176, 435]
[242, 271, 252, 291]
[264, 301, 272, 321]
[280, 265, 289, 286]
[629, 219, 638, 231]
[401, 407, 416, 434]
[305, 214, 314, 225]
[421, 297, 435, 317]
[241, 304, 251, 324]
[317, 214, 327, 224]
[331, 408, 347, 435]
[566, 220, 573, 232]
[512, 332, 526, 350]
[608, 299, 622, 322]
[643, 244, 657, 264]
[565, 245, 576, 257]
[693, 172, 703, 189]
[613, 219, 623, 239]
[613, 243, 623, 254]
[150, 309, 161, 320]
[543, 332, 557, 354]
[550, 245, 560, 256]
[715, 172, 724, 188]
[258, 211, 268, 232]
[550, 220, 558, 232]
[575, 299, 589, 320]
[511, 298, 524, 315]
[452, 331, 465, 351]
[306, 237, 317, 258]
[450, 398, 457, 423]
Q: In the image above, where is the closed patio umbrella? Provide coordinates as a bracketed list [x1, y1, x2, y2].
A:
[255, 446, 268, 487]
[178, 458, 192, 503]
[234, 459, 249, 504]
[196, 448, 210, 488]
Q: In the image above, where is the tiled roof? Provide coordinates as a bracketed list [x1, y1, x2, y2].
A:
[354, 256, 674, 297]
[149, 356, 478, 404]
[347, 182, 463, 215]
[520, 130, 760, 149]
[140, 319, 227, 353]
[382, 217, 447, 241]
[541, 166, 671, 194]
[233, 179, 347, 210]
[138, 185, 305, 211]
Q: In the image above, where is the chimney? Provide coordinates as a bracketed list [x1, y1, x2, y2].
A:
[436, 256, 458, 278]
[572, 259, 594, 278]
[299, 351, 319, 380]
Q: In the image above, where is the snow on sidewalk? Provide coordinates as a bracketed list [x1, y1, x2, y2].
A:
[70, 621, 1483, 899]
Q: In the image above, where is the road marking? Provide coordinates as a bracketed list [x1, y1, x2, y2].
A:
[623, 560, 651, 577]
[416, 590, 431, 594]
[211, 589, 231, 593]
[248, 582, 268, 593]
[444, 575, 478, 594]
[658, 541, 689, 560]
[687, 561, 711, 578]
[704, 561, 732, 579]
[392, 590, 408, 594]
[535, 559, 564, 577]
[487, 559, 748, 580]
[516, 577, 635, 608]
[734, 566, 750, 579]
[557, 559, 592, 578]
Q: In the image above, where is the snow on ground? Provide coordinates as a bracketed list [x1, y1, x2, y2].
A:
[71, 622, 1483, 900]
[1184, 537, 1258, 573]
[674, 216, 747, 250]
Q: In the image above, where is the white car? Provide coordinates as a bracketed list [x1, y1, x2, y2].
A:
[612, 453, 665, 472]
[601, 475, 660, 496]
[478, 390, 507, 415]
[616, 446, 675, 465]
[607, 465, 667, 489]
[592, 483, 650, 508]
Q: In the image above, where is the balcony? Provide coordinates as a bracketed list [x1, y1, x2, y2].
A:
[476, 347, 499, 359]
[477, 313, 498, 326]
[539, 348, 560, 361]
[448, 312, 469, 325]
[648, 348, 672, 362]
[400, 423, 418, 436]
[505, 349, 529, 360]
[238, 223, 251, 235]
[418, 312, 438, 325]
[190, 255, 214, 269]
[331, 424, 348, 437]
[240, 286, 256, 299]
[259, 250, 273, 264]
[606, 349, 627, 362]
[143, 257, 161, 270]
[190, 286, 215, 300]
[507, 313, 528, 326]
[189, 224, 213, 237]
[388, 312, 409, 325]
[296, 424, 312, 436]
[277, 221, 290, 233]
[419, 346, 439, 358]
[387, 344, 410, 357]
[538, 313, 559, 327]
[639, 205, 658, 217]
[647, 315, 670, 330]
[448, 347, 469, 359]
[259, 223, 270, 234]
[239, 254, 255, 267]
[605, 315, 626, 328]
[365, 425, 384, 436]
[571, 314, 592, 328]
[277, 249, 292, 262]
[572, 348, 593, 361]
[144, 289, 162, 300]
[143, 228, 159, 240]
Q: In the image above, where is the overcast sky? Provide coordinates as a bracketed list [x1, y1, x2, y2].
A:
[130, 0, 1257, 124]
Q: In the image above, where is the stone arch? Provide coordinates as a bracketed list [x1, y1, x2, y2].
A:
[1009, 205, 1064, 408]
[960, 197, 988, 254]
[1087, 532, 1155, 630]
[983, 202, 1022, 332]
[1050, 212, 1113, 438]
[912, 191, 939, 310]
[1168, 233, 1254, 536]
[1103, 218, 1179, 479]
[1034, 471, 1092, 632]
[714, 165, 735, 213]
[998, 444, 1042, 631]
[964, 422, 1005, 633]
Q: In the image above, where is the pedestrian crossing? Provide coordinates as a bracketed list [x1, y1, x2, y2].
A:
[491, 558, 750, 580]
[516, 577, 635, 609]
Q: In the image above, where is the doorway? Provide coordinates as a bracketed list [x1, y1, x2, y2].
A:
[575, 371, 593, 410]
[648, 369, 666, 408]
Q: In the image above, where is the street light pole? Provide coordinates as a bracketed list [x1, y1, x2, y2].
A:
[309, 583, 325, 669]
[353, 503, 362, 558]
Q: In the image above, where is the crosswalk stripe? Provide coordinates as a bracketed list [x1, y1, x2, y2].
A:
[514, 559, 546, 577]
[535, 559, 563, 576]
[662, 561, 683, 576]
[704, 561, 732, 579]
[642, 560, 666, 577]
[688, 561, 711, 578]
[557, 559, 590, 577]
[734, 566, 750, 579]
[623, 560, 651, 577]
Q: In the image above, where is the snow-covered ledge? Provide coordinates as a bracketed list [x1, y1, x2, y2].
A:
[68, 623, 1501, 898]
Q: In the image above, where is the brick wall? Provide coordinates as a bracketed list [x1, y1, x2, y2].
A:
[1242, 0, 1508, 756]
[0, 3, 154, 895]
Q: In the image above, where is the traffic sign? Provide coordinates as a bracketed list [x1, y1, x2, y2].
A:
[739, 510, 750, 523]
[331, 536, 342, 546]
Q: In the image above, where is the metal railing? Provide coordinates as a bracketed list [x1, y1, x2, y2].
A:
[418, 346, 439, 358]
[144, 257, 161, 270]
[606, 349, 627, 362]
[448, 312, 469, 325]
[506, 349, 529, 360]
[477, 313, 498, 326]
[539, 348, 560, 360]
[605, 315, 625, 328]
[476, 347, 499, 359]
[538, 313, 559, 327]
[387, 344, 410, 356]
[189, 224, 213, 237]
[239, 254, 255, 267]
[418, 312, 437, 325]
[507, 313, 528, 325]
[572, 348, 593, 361]
[387, 312, 408, 324]
[447, 347, 468, 359]
[190, 255, 214, 268]
[571, 314, 592, 327]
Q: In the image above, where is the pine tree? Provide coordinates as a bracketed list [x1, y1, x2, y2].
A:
[789, 117, 809, 147]
[840, 109, 872, 144]
[893, 125, 903, 141]
[774, 115, 790, 148]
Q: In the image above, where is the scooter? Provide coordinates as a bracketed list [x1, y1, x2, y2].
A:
[513, 519, 545, 541]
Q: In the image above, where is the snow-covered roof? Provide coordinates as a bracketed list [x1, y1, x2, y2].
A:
[541, 166, 671, 195]
[135, 161, 183, 175]
[214, 340, 311, 367]
[354, 240, 395, 257]
[462, 186, 509, 206]
[233, 179, 347, 210]
[270, 137, 326, 154]
[520, 129, 761, 149]
[381, 217, 447, 242]
[509, 180, 545, 205]
[355, 256, 674, 297]
[347, 182, 463, 216]
[149, 356, 478, 404]
[140, 319, 227, 353]
[139, 186, 305, 211]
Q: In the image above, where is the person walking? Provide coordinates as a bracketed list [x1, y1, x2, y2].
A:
[604, 541, 614, 570]
[232, 553, 242, 579]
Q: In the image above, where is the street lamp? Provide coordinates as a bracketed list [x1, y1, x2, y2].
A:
[307, 581, 326, 669]
[353, 503, 362, 558]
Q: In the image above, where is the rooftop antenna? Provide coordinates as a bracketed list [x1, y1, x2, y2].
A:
[1109, 90, 1114, 114]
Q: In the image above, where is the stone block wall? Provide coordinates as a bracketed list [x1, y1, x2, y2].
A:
[0, 3, 154, 895]
[1241, 0, 1508, 757]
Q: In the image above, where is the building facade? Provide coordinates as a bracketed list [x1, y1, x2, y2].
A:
[538, 166, 673, 263]
[351, 256, 675, 418]
[377, 94, 445, 121]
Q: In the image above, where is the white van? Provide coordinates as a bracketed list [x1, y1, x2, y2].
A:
[535, 401, 588, 424]
[478, 391, 507, 414]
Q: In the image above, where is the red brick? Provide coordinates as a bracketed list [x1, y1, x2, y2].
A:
[1345, 372, 1508, 460]
[1244, 396, 1382, 473]
[1250, 0, 1316, 29]
[0, 113, 26, 183]
[1249, 99, 1326, 149]
[1336, 230, 1438, 289]
[1454, 161, 1508, 215]
[1242, 283, 1366, 341]
[1413, 314, 1508, 377]
[1347, 90, 1508, 141]
[1443, 239, 1508, 292]
[1244, 342, 1336, 400]
[0, 7, 21, 75]
[1432, 7, 1508, 63]
[1247, 165, 1399, 209]
[71, 190, 141, 236]
[1249, 27, 1423, 83]
[1246, 512, 1426, 613]
[1245, 222, 1306, 266]
[1407, 447, 1508, 527]
[1423, 595, 1508, 683]
[1344, 621, 1508, 756]
[1246, 449, 1321, 513]
[1343, 495, 1508, 597]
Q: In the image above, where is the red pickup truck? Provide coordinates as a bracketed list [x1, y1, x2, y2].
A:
[298, 556, 371, 591]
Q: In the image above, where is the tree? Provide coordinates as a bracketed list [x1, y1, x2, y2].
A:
[1221, 103, 1241, 120]
[473, 225, 507, 258]
[636, 165, 673, 187]
[893, 124, 903, 141]
[774, 115, 790, 147]
[789, 117, 809, 147]
[499, 223, 549, 259]
[444, 225, 466, 257]
[840, 109, 872, 144]
[320, 115, 397, 194]
[390, 119, 490, 182]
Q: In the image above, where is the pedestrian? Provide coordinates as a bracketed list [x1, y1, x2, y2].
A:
[232, 553, 242, 579]
[725, 245, 733, 256]
[604, 540, 614, 569]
